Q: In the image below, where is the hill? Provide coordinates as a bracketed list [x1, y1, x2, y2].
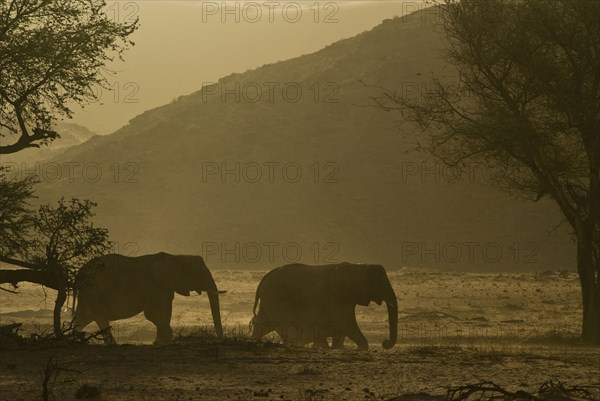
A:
[35, 8, 573, 271]
[0, 122, 97, 165]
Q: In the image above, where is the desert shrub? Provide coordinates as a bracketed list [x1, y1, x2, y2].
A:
[445, 380, 599, 401]
[0, 322, 108, 349]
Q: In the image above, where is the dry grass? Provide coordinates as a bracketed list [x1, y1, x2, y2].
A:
[172, 324, 279, 347]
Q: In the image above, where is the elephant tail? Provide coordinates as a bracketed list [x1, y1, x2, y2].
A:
[248, 289, 260, 332]
[253, 272, 269, 316]
[249, 277, 264, 332]
[71, 287, 77, 316]
[253, 267, 280, 316]
[252, 285, 261, 316]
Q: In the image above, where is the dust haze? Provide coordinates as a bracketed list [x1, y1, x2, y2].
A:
[0, 1, 598, 401]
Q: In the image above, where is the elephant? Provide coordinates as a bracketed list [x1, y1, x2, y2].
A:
[250, 262, 398, 350]
[73, 252, 224, 344]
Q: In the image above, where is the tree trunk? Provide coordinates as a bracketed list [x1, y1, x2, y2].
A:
[2, 257, 70, 337]
[577, 226, 600, 345]
[53, 287, 67, 337]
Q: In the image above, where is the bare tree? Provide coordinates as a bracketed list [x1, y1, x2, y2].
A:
[0, 0, 138, 154]
[376, 0, 599, 343]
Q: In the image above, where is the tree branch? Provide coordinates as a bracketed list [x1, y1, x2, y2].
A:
[0, 268, 60, 290]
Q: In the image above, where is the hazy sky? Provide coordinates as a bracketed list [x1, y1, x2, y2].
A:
[70, 0, 426, 134]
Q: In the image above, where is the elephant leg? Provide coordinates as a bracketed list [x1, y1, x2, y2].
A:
[310, 322, 331, 349]
[332, 334, 346, 349]
[251, 313, 267, 340]
[336, 308, 368, 350]
[330, 321, 346, 349]
[144, 296, 173, 345]
[252, 310, 285, 342]
[72, 308, 93, 333]
[312, 336, 329, 349]
[278, 321, 304, 346]
[276, 328, 290, 345]
[95, 318, 116, 345]
[250, 316, 260, 340]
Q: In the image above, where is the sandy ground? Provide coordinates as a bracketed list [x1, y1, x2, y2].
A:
[1, 270, 598, 400]
[0, 269, 585, 343]
[0, 340, 599, 401]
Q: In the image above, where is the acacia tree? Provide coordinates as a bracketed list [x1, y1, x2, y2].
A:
[0, 173, 112, 336]
[0, 166, 35, 256]
[30, 198, 112, 335]
[0, 0, 138, 153]
[0, 0, 136, 335]
[0, 169, 57, 287]
[377, 0, 599, 344]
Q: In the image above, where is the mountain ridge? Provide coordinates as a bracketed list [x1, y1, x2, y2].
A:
[1, 122, 97, 165]
[36, 8, 574, 272]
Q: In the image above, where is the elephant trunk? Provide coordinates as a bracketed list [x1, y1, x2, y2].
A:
[382, 281, 398, 349]
[207, 290, 223, 338]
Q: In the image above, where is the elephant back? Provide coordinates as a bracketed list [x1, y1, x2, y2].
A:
[75, 253, 152, 291]
[257, 264, 336, 307]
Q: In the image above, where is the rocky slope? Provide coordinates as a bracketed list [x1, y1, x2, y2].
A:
[35, 8, 573, 271]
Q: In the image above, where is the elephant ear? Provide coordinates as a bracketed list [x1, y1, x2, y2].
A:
[150, 256, 192, 296]
[329, 264, 372, 306]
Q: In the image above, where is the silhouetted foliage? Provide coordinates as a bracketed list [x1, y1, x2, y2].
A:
[0, 171, 112, 336]
[0, 0, 133, 336]
[377, 0, 600, 344]
[0, 166, 36, 256]
[29, 197, 112, 335]
[444, 380, 598, 401]
[0, 0, 138, 154]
